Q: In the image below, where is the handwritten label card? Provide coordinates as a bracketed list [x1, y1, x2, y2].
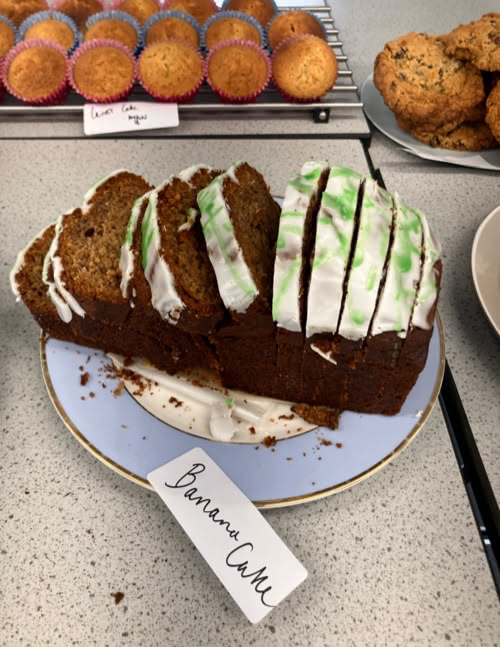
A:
[83, 102, 179, 136]
[148, 448, 308, 624]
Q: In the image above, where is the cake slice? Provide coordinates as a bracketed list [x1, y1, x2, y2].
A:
[272, 160, 329, 402]
[46, 170, 153, 325]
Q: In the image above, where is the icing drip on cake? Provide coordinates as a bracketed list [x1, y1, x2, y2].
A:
[81, 169, 129, 214]
[310, 343, 337, 364]
[371, 192, 423, 338]
[142, 183, 185, 324]
[198, 162, 259, 314]
[306, 166, 362, 338]
[272, 160, 329, 332]
[411, 209, 441, 329]
[10, 223, 54, 302]
[338, 178, 393, 341]
[120, 191, 152, 301]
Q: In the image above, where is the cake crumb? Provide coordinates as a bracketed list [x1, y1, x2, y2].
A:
[249, 426, 256, 435]
[286, 457, 293, 461]
[89, 392, 95, 398]
[121, 424, 127, 429]
[169, 396, 183, 408]
[79, 365, 84, 372]
[113, 382, 125, 397]
[112, 592, 124, 605]
[86, 355, 91, 364]
[80, 396, 85, 401]
[80, 372, 90, 386]
[320, 438, 333, 446]
[255, 446, 259, 450]
[262, 435, 276, 448]
[336, 442, 343, 448]
[278, 414, 294, 420]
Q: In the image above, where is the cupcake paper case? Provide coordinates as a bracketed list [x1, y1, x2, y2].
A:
[69, 38, 136, 103]
[84, 10, 142, 56]
[18, 10, 81, 54]
[206, 38, 271, 103]
[201, 10, 264, 50]
[2, 38, 68, 104]
[143, 10, 201, 49]
[138, 38, 204, 103]
[0, 14, 17, 57]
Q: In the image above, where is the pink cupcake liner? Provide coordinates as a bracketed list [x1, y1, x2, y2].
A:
[271, 34, 336, 103]
[205, 38, 271, 104]
[138, 38, 204, 103]
[1, 39, 69, 105]
[69, 38, 137, 103]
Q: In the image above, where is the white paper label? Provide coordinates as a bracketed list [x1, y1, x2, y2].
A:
[83, 102, 179, 136]
[148, 448, 308, 624]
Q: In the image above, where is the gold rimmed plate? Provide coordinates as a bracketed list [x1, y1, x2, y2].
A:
[41, 315, 445, 508]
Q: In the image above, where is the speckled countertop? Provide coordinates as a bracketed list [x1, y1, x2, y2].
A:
[1, 2, 500, 646]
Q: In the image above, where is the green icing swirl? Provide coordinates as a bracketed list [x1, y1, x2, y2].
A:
[141, 200, 156, 271]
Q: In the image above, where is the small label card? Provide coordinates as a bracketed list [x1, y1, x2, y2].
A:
[83, 102, 179, 136]
[148, 448, 308, 624]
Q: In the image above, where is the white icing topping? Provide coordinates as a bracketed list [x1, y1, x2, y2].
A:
[338, 178, 393, 340]
[272, 160, 329, 332]
[198, 162, 258, 314]
[411, 208, 442, 330]
[142, 183, 185, 324]
[371, 192, 423, 337]
[120, 191, 152, 301]
[209, 399, 236, 441]
[177, 208, 198, 233]
[177, 164, 211, 185]
[306, 167, 362, 338]
[81, 169, 129, 214]
[310, 343, 337, 365]
[10, 222, 53, 302]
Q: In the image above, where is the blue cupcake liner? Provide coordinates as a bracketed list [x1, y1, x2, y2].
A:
[0, 13, 17, 49]
[265, 9, 328, 53]
[18, 10, 81, 55]
[85, 10, 143, 56]
[201, 10, 265, 51]
[143, 10, 202, 50]
[221, 0, 278, 25]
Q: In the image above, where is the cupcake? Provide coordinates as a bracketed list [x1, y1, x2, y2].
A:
[222, 0, 277, 28]
[0, 15, 16, 57]
[84, 10, 141, 55]
[19, 10, 80, 53]
[206, 39, 270, 102]
[2, 39, 68, 104]
[109, 0, 160, 26]
[0, 0, 47, 28]
[138, 39, 204, 102]
[165, 0, 218, 25]
[266, 10, 326, 50]
[51, 0, 104, 30]
[143, 10, 201, 49]
[69, 38, 136, 102]
[202, 11, 263, 50]
[272, 35, 337, 101]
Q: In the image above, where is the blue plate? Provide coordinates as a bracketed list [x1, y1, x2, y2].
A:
[41, 317, 445, 508]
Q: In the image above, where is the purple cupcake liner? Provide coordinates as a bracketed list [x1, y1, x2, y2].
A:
[69, 38, 137, 103]
[2, 38, 69, 104]
[85, 10, 143, 56]
[143, 10, 201, 49]
[205, 38, 271, 104]
[138, 38, 204, 103]
[221, 0, 278, 26]
[18, 10, 81, 54]
[265, 9, 327, 53]
[201, 10, 264, 51]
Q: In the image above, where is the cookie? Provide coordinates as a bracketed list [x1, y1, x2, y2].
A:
[441, 13, 500, 72]
[396, 101, 486, 135]
[485, 78, 500, 143]
[374, 32, 485, 128]
[402, 120, 498, 151]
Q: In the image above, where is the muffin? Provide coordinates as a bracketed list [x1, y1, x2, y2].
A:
[203, 11, 262, 49]
[272, 35, 337, 101]
[267, 10, 325, 50]
[3, 40, 68, 103]
[165, 0, 218, 25]
[84, 11, 141, 54]
[222, 0, 276, 28]
[51, 0, 104, 30]
[0, 15, 16, 57]
[20, 11, 79, 52]
[143, 10, 201, 48]
[70, 39, 136, 102]
[0, 0, 47, 28]
[110, 0, 160, 26]
[138, 39, 204, 101]
[206, 39, 270, 102]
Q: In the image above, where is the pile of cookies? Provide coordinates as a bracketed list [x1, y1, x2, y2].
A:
[374, 13, 500, 151]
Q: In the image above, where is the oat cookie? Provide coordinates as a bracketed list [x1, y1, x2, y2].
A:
[441, 13, 500, 72]
[396, 101, 486, 135]
[401, 120, 498, 151]
[374, 32, 484, 128]
[485, 78, 500, 143]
